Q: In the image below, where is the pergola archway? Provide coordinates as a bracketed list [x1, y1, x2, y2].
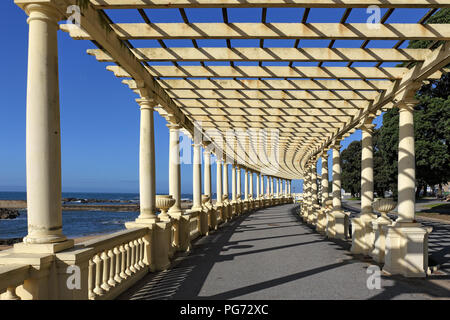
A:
[55, 0, 450, 179]
[1, 0, 449, 300]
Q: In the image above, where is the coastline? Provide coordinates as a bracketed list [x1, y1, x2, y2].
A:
[0, 199, 193, 212]
[0, 200, 194, 251]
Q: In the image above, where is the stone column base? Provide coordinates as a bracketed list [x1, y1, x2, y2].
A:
[327, 210, 348, 239]
[316, 208, 327, 234]
[13, 239, 74, 254]
[370, 217, 392, 264]
[207, 206, 218, 230]
[350, 214, 376, 256]
[383, 222, 432, 277]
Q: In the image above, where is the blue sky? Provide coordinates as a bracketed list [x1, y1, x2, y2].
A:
[0, 2, 430, 194]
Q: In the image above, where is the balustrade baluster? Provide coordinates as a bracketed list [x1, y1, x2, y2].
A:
[133, 239, 141, 271]
[138, 238, 145, 268]
[119, 244, 127, 279]
[113, 247, 123, 283]
[88, 259, 95, 299]
[101, 251, 111, 291]
[2, 286, 20, 300]
[125, 243, 132, 276]
[129, 241, 137, 273]
[107, 249, 116, 287]
[93, 254, 105, 296]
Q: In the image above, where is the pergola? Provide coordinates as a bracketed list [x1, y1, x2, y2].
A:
[1, 0, 449, 300]
[58, 0, 450, 180]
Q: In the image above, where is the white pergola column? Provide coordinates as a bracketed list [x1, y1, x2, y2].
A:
[329, 141, 348, 239]
[397, 101, 418, 223]
[261, 174, 265, 197]
[256, 172, 260, 198]
[203, 144, 212, 205]
[302, 172, 309, 218]
[249, 171, 254, 198]
[306, 164, 311, 206]
[275, 178, 280, 197]
[223, 160, 229, 200]
[383, 98, 429, 277]
[316, 154, 329, 233]
[361, 123, 376, 216]
[311, 161, 318, 207]
[216, 157, 223, 204]
[244, 168, 249, 200]
[321, 152, 329, 205]
[168, 122, 182, 216]
[270, 176, 274, 196]
[352, 120, 377, 254]
[237, 165, 241, 200]
[192, 142, 202, 210]
[332, 144, 342, 210]
[22, 4, 69, 247]
[232, 163, 237, 201]
[136, 97, 158, 222]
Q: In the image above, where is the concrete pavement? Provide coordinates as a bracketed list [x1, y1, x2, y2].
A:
[119, 204, 450, 300]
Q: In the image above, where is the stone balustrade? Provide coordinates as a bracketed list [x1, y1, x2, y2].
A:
[0, 264, 31, 300]
[81, 228, 150, 300]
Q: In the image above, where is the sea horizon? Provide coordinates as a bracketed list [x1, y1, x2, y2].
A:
[0, 191, 196, 240]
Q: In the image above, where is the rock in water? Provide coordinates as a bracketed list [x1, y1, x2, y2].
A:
[0, 208, 20, 219]
[0, 238, 22, 245]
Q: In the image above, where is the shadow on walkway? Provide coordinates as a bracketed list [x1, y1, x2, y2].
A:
[118, 204, 450, 300]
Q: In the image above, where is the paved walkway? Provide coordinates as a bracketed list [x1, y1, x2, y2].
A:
[119, 204, 450, 300]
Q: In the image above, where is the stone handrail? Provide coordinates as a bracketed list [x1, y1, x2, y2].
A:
[0, 264, 31, 300]
[79, 227, 150, 300]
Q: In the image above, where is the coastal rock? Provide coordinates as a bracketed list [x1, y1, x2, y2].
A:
[0, 237, 22, 245]
[0, 208, 20, 219]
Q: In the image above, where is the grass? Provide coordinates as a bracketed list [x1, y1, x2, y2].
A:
[423, 203, 450, 209]
[416, 203, 450, 222]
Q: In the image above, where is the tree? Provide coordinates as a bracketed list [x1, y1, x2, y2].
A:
[341, 141, 361, 197]
[373, 129, 391, 198]
[376, 75, 450, 199]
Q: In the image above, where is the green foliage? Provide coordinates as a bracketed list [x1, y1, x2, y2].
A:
[341, 141, 361, 197]
[409, 8, 450, 50]
[373, 129, 392, 198]
[397, 9, 450, 68]
[375, 71, 450, 199]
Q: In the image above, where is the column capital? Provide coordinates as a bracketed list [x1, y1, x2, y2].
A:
[166, 122, 182, 130]
[360, 123, 376, 133]
[332, 140, 342, 151]
[23, 3, 62, 24]
[136, 97, 157, 110]
[397, 98, 419, 111]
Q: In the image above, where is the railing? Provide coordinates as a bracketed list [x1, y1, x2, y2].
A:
[80, 228, 150, 300]
[0, 264, 30, 300]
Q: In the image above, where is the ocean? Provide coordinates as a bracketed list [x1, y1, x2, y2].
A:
[0, 191, 194, 239]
